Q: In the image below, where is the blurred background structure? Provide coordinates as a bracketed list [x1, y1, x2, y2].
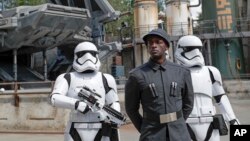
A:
[0, 0, 249, 133]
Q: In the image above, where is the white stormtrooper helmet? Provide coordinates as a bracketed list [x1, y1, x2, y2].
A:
[175, 35, 205, 67]
[73, 42, 101, 72]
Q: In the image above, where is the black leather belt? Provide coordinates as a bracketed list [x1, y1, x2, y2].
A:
[143, 110, 183, 123]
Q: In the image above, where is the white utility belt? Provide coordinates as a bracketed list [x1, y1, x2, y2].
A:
[186, 116, 213, 123]
[143, 110, 182, 123]
[74, 123, 102, 129]
[70, 112, 101, 122]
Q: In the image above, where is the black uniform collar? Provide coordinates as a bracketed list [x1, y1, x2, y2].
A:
[148, 59, 167, 71]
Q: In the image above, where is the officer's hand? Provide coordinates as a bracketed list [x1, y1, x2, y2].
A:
[110, 121, 122, 128]
[230, 119, 240, 125]
[75, 101, 89, 114]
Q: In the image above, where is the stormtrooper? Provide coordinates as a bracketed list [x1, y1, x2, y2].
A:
[175, 35, 240, 141]
[49, 41, 121, 141]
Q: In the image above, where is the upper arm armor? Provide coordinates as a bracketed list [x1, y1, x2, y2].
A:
[51, 73, 69, 95]
[208, 66, 223, 85]
[102, 73, 117, 93]
[207, 66, 225, 96]
[50, 73, 78, 109]
[102, 73, 119, 105]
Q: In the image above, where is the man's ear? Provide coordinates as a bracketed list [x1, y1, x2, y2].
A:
[164, 46, 168, 51]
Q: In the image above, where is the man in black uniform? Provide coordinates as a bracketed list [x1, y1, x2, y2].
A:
[125, 28, 194, 141]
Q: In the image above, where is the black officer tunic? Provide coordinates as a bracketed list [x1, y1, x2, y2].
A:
[125, 59, 194, 141]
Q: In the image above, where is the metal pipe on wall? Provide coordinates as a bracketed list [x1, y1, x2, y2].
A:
[207, 39, 212, 65]
[13, 49, 17, 81]
[43, 50, 47, 80]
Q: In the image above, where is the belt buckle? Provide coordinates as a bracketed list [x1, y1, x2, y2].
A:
[160, 112, 177, 123]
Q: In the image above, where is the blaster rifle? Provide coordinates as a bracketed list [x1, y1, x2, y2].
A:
[78, 86, 127, 126]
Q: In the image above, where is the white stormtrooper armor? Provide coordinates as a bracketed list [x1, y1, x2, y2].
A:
[73, 42, 101, 72]
[50, 42, 120, 141]
[175, 35, 205, 67]
[175, 35, 239, 141]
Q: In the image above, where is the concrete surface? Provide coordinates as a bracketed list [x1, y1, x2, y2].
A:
[0, 123, 140, 141]
[0, 97, 249, 141]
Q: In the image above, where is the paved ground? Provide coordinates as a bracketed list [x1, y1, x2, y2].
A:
[0, 97, 249, 141]
[221, 97, 250, 141]
[0, 123, 140, 141]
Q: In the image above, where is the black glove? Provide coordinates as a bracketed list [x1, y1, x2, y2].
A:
[229, 119, 240, 125]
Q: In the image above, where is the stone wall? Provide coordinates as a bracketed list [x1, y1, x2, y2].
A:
[0, 90, 69, 133]
[223, 80, 250, 98]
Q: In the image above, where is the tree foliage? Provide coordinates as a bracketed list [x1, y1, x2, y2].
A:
[1, 0, 46, 10]
[105, 0, 134, 36]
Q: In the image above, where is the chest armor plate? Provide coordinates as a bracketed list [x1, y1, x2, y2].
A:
[189, 67, 215, 118]
[67, 72, 106, 103]
[190, 67, 213, 97]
